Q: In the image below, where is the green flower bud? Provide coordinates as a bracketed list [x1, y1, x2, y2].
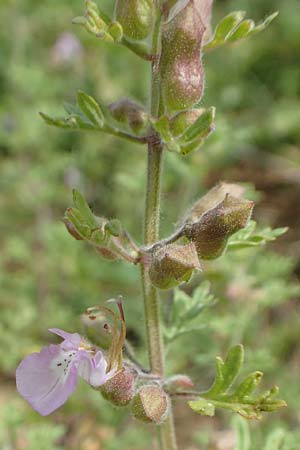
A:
[115, 0, 154, 41]
[101, 367, 136, 406]
[149, 242, 201, 290]
[184, 194, 254, 259]
[131, 385, 169, 424]
[160, 0, 206, 112]
[108, 98, 148, 134]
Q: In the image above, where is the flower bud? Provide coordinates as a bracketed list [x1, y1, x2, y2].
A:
[160, 0, 206, 112]
[149, 242, 201, 290]
[108, 98, 148, 134]
[115, 0, 154, 41]
[184, 194, 254, 259]
[131, 385, 169, 424]
[164, 375, 194, 394]
[101, 367, 136, 406]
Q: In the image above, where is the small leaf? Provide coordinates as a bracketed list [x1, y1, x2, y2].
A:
[65, 208, 91, 239]
[233, 371, 263, 399]
[189, 345, 287, 420]
[248, 12, 279, 36]
[188, 398, 215, 416]
[39, 112, 72, 129]
[221, 345, 244, 391]
[227, 19, 254, 42]
[77, 91, 104, 128]
[204, 11, 278, 52]
[72, 190, 97, 228]
[227, 221, 288, 250]
[214, 11, 246, 41]
[180, 107, 215, 143]
[207, 345, 244, 396]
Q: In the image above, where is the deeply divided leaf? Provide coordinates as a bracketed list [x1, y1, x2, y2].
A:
[204, 11, 278, 52]
[188, 345, 287, 419]
[227, 220, 288, 250]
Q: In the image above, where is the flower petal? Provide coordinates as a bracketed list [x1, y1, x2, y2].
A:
[49, 328, 81, 349]
[16, 344, 79, 416]
[78, 351, 115, 387]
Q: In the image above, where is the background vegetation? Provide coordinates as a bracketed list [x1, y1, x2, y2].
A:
[0, 0, 299, 448]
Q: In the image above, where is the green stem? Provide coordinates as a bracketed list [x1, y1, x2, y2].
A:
[140, 6, 178, 450]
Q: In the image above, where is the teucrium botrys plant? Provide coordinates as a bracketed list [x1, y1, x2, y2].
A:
[16, 0, 287, 448]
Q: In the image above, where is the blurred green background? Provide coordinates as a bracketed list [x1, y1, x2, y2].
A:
[0, 0, 300, 449]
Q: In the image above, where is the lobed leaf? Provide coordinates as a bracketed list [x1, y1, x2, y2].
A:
[164, 281, 216, 343]
[227, 220, 288, 250]
[204, 11, 278, 52]
[188, 345, 287, 419]
[73, 0, 123, 43]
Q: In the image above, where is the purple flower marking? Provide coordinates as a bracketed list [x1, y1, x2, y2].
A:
[16, 328, 115, 416]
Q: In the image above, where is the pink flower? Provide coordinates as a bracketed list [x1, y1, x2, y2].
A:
[16, 328, 115, 416]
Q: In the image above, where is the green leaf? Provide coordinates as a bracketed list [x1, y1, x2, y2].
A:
[77, 91, 104, 128]
[189, 345, 287, 419]
[214, 11, 246, 41]
[204, 11, 278, 52]
[180, 107, 215, 143]
[227, 19, 255, 42]
[63, 191, 138, 263]
[39, 112, 73, 129]
[233, 371, 263, 399]
[207, 345, 244, 396]
[65, 207, 91, 239]
[248, 12, 279, 37]
[72, 190, 97, 228]
[164, 281, 216, 343]
[228, 221, 288, 250]
[188, 398, 215, 416]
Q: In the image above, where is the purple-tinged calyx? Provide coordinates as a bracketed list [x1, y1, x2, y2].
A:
[160, 0, 206, 112]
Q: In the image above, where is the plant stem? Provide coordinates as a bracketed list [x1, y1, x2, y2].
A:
[140, 7, 178, 450]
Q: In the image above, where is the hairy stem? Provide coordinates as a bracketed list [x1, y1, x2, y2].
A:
[140, 6, 178, 450]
